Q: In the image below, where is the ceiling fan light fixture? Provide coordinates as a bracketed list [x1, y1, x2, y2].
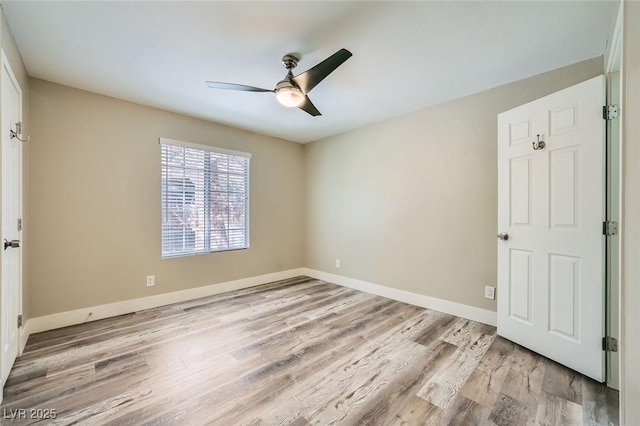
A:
[275, 81, 305, 108]
[206, 48, 352, 116]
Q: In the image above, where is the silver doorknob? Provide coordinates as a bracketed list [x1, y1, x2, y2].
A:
[497, 233, 509, 241]
[4, 239, 20, 250]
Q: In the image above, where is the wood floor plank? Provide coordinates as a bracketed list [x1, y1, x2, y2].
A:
[534, 391, 583, 426]
[386, 396, 436, 426]
[542, 360, 583, 405]
[582, 376, 620, 426]
[250, 315, 435, 425]
[489, 393, 536, 426]
[96, 300, 417, 424]
[459, 336, 516, 407]
[411, 313, 458, 347]
[139, 302, 426, 425]
[0, 276, 619, 425]
[293, 340, 428, 425]
[439, 318, 494, 347]
[341, 341, 458, 425]
[417, 328, 495, 409]
[434, 395, 492, 426]
[501, 343, 547, 411]
[229, 297, 397, 362]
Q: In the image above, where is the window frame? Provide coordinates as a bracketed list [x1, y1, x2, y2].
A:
[159, 137, 251, 258]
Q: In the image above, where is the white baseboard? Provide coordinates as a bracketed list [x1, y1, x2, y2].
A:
[22, 266, 496, 347]
[19, 326, 29, 355]
[24, 268, 306, 337]
[302, 268, 497, 326]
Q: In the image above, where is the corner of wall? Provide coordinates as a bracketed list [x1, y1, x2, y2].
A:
[302, 268, 497, 326]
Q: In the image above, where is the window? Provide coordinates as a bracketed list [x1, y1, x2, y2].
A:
[160, 138, 250, 257]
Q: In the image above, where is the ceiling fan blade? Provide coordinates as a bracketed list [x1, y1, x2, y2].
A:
[298, 96, 321, 116]
[292, 48, 352, 94]
[206, 81, 273, 92]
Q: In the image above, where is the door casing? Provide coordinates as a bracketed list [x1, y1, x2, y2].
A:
[0, 48, 24, 401]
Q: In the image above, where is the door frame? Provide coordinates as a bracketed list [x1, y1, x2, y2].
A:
[604, 3, 622, 391]
[0, 48, 24, 397]
[605, 73, 621, 391]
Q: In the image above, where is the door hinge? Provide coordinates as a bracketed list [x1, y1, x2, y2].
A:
[603, 221, 618, 236]
[17, 218, 22, 232]
[17, 314, 23, 328]
[603, 104, 619, 120]
[603, 336, 618, 352]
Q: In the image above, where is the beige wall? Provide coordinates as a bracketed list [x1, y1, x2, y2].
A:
[28, 79, 304, 317]
[621, 1, 639, 422]
[0, 11, 30, 320]
[304, 57, 603, 311]
[27, 56, 605, 318]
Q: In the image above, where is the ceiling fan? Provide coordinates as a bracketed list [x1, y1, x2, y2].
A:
[206, 48, 352, 117]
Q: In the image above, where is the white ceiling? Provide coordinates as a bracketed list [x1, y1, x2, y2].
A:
[2, 1, 618, 143]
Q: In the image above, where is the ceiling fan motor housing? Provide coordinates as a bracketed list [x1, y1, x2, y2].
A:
[281, 54, 299, 70]
[275, 79, 304, 107]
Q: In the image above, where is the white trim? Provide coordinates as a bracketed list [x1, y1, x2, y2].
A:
[302, 268, 497, 326]
[19, 326, 28, 355]
[24, 268, 305, 336]
[159, 137, 252, 158]
[605, 3, 623, 74]
[1, 48, 24, 394]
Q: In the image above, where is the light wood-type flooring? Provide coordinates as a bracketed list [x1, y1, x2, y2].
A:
[1, 276, 618, 425]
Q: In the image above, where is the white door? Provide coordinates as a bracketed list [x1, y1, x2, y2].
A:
[1, 50, 23, 393]
[497, 75, 605, 381]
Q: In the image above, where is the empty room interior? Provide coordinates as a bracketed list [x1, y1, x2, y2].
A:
[0, 1, 638, 425]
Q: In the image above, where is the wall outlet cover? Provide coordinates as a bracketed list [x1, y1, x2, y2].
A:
[484, 285, 495, 300]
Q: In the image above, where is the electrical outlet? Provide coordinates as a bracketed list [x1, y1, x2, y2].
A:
[484, 285, 495, 300]
[335, 259, 341, 268]
[146, 275, 155, 287]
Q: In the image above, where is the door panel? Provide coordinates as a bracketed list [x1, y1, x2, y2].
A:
[497, 75, 605, 381]
[548, 254, 579, 340]
[549, 104, 579, 135]
[510, 157, 532, 226]
[549, 148, 578, 228]
[510, 119, 533, 145]
[509, 249, 532, 323]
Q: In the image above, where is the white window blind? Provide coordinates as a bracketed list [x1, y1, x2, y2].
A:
[160, 138, 250, 258]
